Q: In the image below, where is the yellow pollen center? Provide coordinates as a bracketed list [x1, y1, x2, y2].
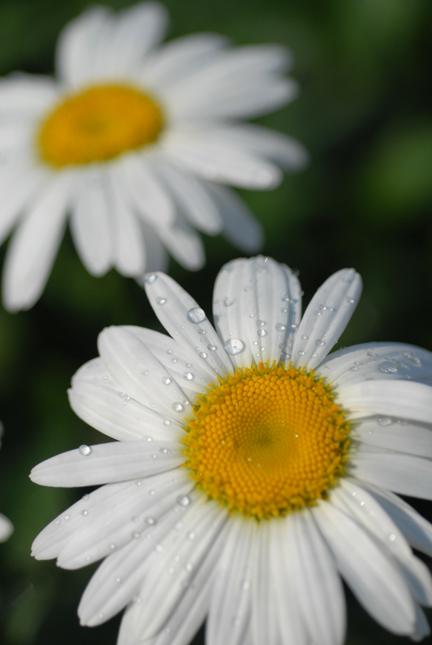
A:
[37, 83, 164, 168]
[182, 364, 351, 520]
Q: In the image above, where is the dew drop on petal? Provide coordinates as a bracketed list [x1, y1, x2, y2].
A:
[177, 494, 191, 508]
[275, 323, 287, 332]
[79, 444, 92, 456]
[187, 307, 206, 324]
[184, 371, 194, 381]
[172, 402, 185, 413]
[156, 297, 167, 305]
[162, 376, 172, 385]
[144, 273, 158, 284]
[379, 361, 398, 374]
[377, 416, 393, 426]
[224, 338, 245, 356]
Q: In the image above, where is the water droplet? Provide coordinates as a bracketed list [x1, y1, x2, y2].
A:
[79, 444, 92, 456]
[257, 320, 266, 328]
[81, 509, 88, 517]
[187, 307, 206, 324]
[315, 339, 326, 347]
[199, 351, 208, 359]
[163, 419, 171, 426]
[377, 416, 393, 426]
[388, 533, 396, 542]
[172, 402, 185, 413]
[379, 361, 398, 374]
[146, 516, 157, 526]
[207, 344, 217, 352]
[177, 494, 191, 508]
[276, 323, 287, 332]
[346, 297, 356, 305]
[184, 371, 194, 381]
[156, 297, 167, 305]
[257, 328, 267, 338]
[162, 376, 172, 385]
[144, 273, 158, 284]
[403, 352, 422, 367]
[223, 297, 235, 307]
[301, 334, 309, 341]
[159, 447, 169, 455]
[224, 338, 245, 355]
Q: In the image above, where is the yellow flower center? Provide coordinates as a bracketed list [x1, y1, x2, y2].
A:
[182, 364, 351, 520]
[37, 83, 164, 168]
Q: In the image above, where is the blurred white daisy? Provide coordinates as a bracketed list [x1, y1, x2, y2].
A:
[0, 2, 306, 311]
[31, 256, 432, 644]
[0, 424, 12, 542]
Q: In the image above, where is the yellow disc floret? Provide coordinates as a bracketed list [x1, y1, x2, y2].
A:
[37, 83, 164, 168]
[182, 364, 351, 520]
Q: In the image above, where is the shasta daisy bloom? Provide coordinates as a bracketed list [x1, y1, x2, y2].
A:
[0, 2, 306, 312]
[31, 256, 432, 644]
[0, 424, 12, 542]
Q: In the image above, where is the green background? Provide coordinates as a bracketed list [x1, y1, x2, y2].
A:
[0, 0, 431, 643]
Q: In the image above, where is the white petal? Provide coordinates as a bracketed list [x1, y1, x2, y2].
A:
[360, 482, 432, 557]
[96, 2, 168, 75]
[339, 380, 432, 424]
[332, 480, 432, 606]
[69, 358, 180, 442]
[354, 417, 432, 458]
[153, 159, 222, 235]
[59, 474, 191, 571]
[171, 78, 297, 121]
[124, 326, 212, 394]
[207, 517, 255, 645]
[163, 132, 282, 189]
[164, 45, 294, 120]
[292, 268, 362, 369]
[314, 502, 417, 635]
[140, 33, 229, 89]
[56, 7, 111, 87]
[269, 520, 308, 645]
[118, 155, 175, 227]
[79, 490, 219, 632]
[352, 446, 432, 500]
[144, 272, 232, 377]
[251, 523, 280, 645]
[280, 512, 346, 645]
[105, 167, 145, 276]
[30, 440, 181, 488]
[98, 326, 191, 418]
[0, 163, 49, 246]
[173, 123, 308, 171]
[111, 499, 226, 638]
[203, 183, 263, 253]
[0, 74, 58, 115]
[140, 219, 168, 273]
[155, 218, 205, 271]
[0, 513, 13, 542]
[319, 342, 432, 386]
[213, 256, 301, 368]
[2, 172, 74, 311]
[32, 481, 133, 561]
[32, 473, 187, 566]
[69, 170, 113, 276]
[119, 556, 210, 645]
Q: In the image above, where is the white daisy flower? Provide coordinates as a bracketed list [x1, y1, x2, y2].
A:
[0, 2, 306, 312]
[0, 423, 12, 542]
[31, 256, 432, 644]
